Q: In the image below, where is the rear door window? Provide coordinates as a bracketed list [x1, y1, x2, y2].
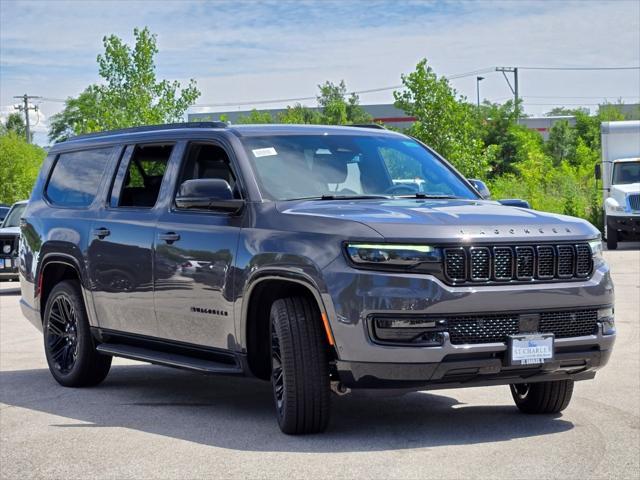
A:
[46, 148, 113, 207]
[112, 144, 173, 208]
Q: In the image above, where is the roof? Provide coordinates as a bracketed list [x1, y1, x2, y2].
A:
[56, 122, 402, 149]
[601, 120, 640, 134]
[612, 157, 640, 163]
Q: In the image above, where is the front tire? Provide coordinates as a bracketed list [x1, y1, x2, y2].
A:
[510, 380, 574, 414]
[270, 296, 330, 434]
[606, 220, 618, 250]
[43, 280, 112, 387]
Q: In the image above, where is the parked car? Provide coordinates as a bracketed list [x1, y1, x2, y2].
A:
[0, 204, 10, 223]
[1, 200, 27, 281]
[19, 123, 615, 434]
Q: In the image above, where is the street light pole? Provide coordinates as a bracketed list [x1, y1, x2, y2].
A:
[476, 76, 484, 113]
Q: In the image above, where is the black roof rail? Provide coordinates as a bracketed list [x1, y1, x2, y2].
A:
[350, 123, 387, 130]
[69, 122, 228, 141]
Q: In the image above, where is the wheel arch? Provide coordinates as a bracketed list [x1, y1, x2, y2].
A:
[241, 271, 335, 380]
[37, 251, 88, 324]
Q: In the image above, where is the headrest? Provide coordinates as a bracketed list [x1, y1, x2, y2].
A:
[312, 153, 348, 184]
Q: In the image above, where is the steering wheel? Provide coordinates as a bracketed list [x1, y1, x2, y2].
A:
[384, 184, 420, 195]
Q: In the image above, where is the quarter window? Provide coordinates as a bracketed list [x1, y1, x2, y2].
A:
[46, 148, 113, 207]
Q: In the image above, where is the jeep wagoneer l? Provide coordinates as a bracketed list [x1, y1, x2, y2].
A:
[19, 123, 615, 434]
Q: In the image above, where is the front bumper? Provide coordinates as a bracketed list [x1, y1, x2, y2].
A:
[336, 326, 615, 388]
[0, 255, 18, 279]
[608, 215, 640, 235]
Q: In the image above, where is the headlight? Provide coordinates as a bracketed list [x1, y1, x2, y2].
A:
[589, 238, 605, 268]
[345, 243, 442, 269]
[606, 198, 626, 213]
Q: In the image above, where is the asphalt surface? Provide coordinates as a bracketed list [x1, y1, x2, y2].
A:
[1, 245, 639, 479]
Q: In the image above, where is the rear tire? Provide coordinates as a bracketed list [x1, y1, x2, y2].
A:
[43, 280, 112, 387]
[270, 296, 330, 434]
[510, 380, 574, 414]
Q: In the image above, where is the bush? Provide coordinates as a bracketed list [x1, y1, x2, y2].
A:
[0, 132, 46, 204]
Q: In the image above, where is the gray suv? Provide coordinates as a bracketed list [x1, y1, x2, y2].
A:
[19, 123, 615, 434]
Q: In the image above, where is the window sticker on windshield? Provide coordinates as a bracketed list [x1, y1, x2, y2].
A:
[252, 147, 278, 157]
[403, 141, 420, 148]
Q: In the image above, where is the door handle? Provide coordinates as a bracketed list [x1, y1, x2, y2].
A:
[92, 227, 110, 239]
[159, 232, 180, 244]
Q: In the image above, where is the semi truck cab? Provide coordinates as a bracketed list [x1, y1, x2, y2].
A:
[598, 121, 640, 249]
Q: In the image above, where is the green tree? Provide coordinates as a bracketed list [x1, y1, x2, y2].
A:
[316, 81, 372, 125]
[3, 113, 27, 140]
[394, 59, 488, 178]
[546, 119, 577, 165]
[49, 27, 200, 143]
[235, 109, 274, 124]
[0, 132, 46, 204]
[278, 104, 321, 124]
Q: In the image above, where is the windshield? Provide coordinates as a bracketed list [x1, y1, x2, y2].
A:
[612, 161, 640, 185]
[1, 203, 26, 228]
[240, 134, 478, 201]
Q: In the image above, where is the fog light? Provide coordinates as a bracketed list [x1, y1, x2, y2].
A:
[372, 317, 446, 346]
[597, 307, 616, 335]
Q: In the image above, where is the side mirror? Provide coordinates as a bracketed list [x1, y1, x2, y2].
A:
[594, 164, 601, 180]
[498, 198, 531, 209]
[468, 179, 491, 199]
[175, 179, 244, 213]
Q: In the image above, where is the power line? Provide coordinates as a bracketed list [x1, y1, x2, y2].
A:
[517, 66, 640, 71]
[193, 67, 495, 107]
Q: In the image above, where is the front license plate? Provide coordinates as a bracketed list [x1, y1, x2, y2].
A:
[509, 334, 554, 365]
[3, 258, 11, 268]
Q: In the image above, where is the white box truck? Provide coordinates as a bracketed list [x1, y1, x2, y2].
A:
[598, 121, 640, 249]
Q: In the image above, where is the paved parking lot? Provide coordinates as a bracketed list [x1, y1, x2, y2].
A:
[1, 246, 638, 479]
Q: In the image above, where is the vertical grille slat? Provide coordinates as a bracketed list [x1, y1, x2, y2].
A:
[442, 242, 593, 284]
[536, 246, 555, 279]
[515, 246, 535, 279]
[493, 247, 514, 280]
[444, 248, 466, 281]
[575, 244, 593, 277]
[628, 194, 640, 211]
[557, 245, 575, 278]
[470, 247, 490, 281]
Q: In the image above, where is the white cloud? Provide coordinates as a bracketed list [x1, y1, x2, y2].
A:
[1, 0, 638, 146]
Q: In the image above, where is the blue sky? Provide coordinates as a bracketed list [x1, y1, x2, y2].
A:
[1, 0, 639, 145]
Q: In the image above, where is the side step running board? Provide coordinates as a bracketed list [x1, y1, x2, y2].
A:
[96, 343, 244, 375]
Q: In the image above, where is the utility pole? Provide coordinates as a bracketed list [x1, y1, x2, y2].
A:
[495, 67, 519, 122]
[13, 94, 41, 143]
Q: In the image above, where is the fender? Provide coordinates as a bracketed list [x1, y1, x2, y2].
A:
[238, 268, 335, 350]
[36, 246, 98, 327]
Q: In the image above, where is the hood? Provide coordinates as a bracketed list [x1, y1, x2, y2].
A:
[610, 183, 640, 194]
[278, 198, 599, 243]
[0, 226, 20, 236]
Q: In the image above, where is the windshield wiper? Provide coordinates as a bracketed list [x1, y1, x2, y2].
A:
[396, 193, 462, 199]
[286, 194, 392, 201]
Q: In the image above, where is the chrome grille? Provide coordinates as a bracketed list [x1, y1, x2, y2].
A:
[447, 309, 598, 344]
[443, 243, 593, 284]
[629, 194, 640, 211]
